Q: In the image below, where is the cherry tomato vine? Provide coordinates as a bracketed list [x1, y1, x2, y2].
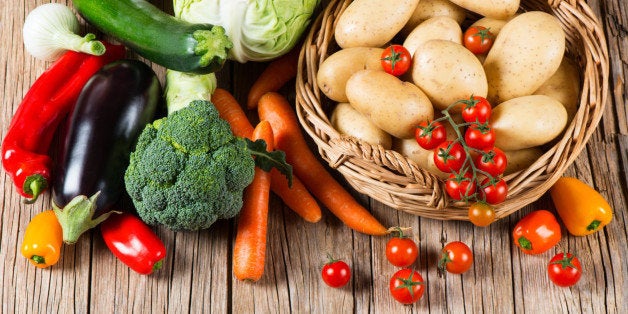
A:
[415, 95, 509, 225]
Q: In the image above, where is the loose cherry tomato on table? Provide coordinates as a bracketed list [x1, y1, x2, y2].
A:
[463, 26, 495, 54]
[434, 141, 467, 173]
[481, 177, 508, 205]
[513, 210, 562, 255]
[548, 252, 582, 287]
[381, 45, 412, 76]
[445, 172, 477, 201]
[438, 241, 473, 274]
[321, 256, 351, 288]
[415, 120, 447, 150]
[465, 122, 495, 150]
[460, 95, 492, 123]
[386, 228, 419, 267]
[474, 147, 507, 177]
[389, 268, 425, 304]
[468, 202, 496, 227]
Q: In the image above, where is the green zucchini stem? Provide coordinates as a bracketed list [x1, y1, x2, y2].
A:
[192, 27, 233, 67]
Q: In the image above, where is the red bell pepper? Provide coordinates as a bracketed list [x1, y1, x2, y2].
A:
[100, 212, 166, 275]
[1, 42, 125, 203]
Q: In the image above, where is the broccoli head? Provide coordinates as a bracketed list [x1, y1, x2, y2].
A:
[124, 100, 255, 231]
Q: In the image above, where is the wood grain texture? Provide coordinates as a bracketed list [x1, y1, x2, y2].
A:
[1, 0, 626, 313]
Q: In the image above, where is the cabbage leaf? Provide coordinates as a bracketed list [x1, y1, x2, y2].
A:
[173, 0, 320, 62]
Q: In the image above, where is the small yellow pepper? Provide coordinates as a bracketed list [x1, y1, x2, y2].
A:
[550, 177, 613, 236]
[21, 210, 63, 268]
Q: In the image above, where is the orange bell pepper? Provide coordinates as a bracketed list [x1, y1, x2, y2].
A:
[512, 210, 562, 255]
[21, 210, 63, 268]
[550, 177, 613, 236]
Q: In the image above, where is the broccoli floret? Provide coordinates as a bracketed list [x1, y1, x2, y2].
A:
[124, 100, 255, 231]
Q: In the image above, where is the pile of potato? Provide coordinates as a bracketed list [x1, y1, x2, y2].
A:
[318, 0, 580, 179]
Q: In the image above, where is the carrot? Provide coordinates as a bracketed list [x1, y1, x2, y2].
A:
[269, 168, 321, 223]
[233, 121, 274, 281]
[212, 88, 322, 223]
[212, 88, 254, 138]
[257, 92, 388, 236]
[246, 46, 300, 110]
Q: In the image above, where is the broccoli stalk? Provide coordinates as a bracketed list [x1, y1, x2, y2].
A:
[124, 100, 291, 231]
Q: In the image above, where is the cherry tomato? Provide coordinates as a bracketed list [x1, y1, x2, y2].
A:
[389, 268, 425, 304]
[445, 172, 477, 201]
[460, 95, 492, 123]
[481, 177, 508, 204]
[386, 229, 419, 267]
[513, 210, 562, 255]
[433, 141, 467, 173]
[415, 120, 447, 150]
[465, 122, 495, 150]
[468, 202, 496, 227]
[381, 45, 412, 76]
[548, 252, 583, 287]
[463, 26, 495, 55]
[438, 241, 473, 274]
[321, 256, 351, 288]
[474, 147, 507, 178]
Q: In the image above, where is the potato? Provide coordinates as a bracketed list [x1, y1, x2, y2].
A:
[448, 0, 519, 19]
[401, 0, 466, 35]
[483, 11, 566, 104]
[503, 147, 544, 175]
[346, 69, 434, 139]
[335, 0, 420, 48]
[393, 138, 449, 179]
[411, 39, 487, 110]
[403, 16, 463, 57]
[533, 56, 580, 122]
[491, 95, 568, 150]
[317, 47, 384, 103]
[331, 102, 392, 149]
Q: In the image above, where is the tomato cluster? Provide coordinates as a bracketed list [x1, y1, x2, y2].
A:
[383, 229, 425, 304]
[414, 95, 509, 226]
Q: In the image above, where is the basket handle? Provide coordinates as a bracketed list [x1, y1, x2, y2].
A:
[328, 136, 443, 185]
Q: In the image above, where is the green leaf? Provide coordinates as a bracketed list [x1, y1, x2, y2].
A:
[245, 138, 293, 187]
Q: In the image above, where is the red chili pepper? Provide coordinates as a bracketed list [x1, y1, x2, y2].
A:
[1, 42, 126, 203]
[100, 212, 166, 275]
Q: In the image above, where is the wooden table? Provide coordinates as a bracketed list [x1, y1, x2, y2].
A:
[1, 1, 626, 313]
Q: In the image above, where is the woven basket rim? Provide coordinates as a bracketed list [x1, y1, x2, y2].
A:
[295, 0, 610, 220]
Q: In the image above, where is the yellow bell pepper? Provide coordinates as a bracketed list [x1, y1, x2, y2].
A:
[21, 210, 63, 268]
[549, 177, 613, 236]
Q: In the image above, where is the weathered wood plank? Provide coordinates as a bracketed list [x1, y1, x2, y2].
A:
[0, 0, 626, 313]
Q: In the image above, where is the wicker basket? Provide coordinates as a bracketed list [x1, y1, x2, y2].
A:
[295, 0, 609, 220]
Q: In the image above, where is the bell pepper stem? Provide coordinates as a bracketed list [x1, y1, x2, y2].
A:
[22, 174, 47, 204]
[586, 220, 601, 231]
[153, 260, 164, 273]
[53, 192, 120, 244]
[518, 236, 533, 250]
[31, 255, 46, 265]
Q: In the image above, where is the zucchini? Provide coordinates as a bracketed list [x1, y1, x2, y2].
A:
[72, 0, 232, 74]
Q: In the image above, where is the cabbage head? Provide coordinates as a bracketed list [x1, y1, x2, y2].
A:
[173, 0, 320, 63]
